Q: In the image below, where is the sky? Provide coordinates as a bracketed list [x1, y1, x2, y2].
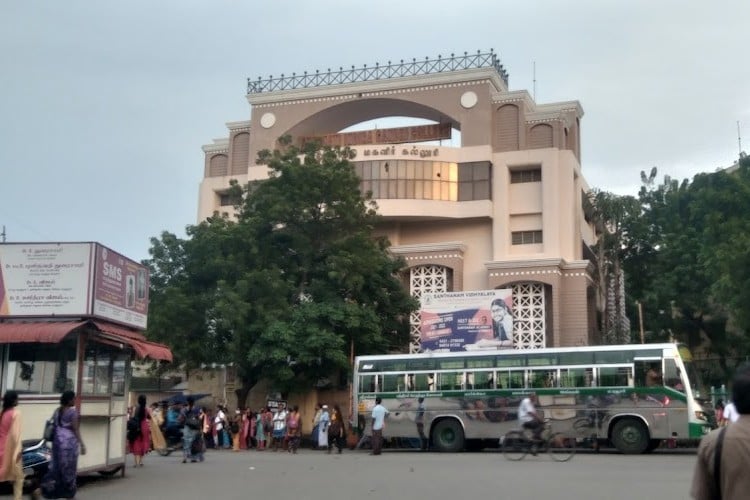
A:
[1, 0, 748, 263]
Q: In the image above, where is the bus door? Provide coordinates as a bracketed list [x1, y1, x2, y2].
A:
[634, 356, 669, 437]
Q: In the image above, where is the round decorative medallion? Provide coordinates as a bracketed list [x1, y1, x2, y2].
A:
[460, 91, 478, 109]
[260, 112, 276, 129]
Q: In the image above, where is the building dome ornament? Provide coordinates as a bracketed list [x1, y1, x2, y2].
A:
[460, 91, 478, 109]
[260, 112, 276, 129]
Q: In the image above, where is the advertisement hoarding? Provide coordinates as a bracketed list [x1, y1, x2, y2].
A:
[91, 244, 149, 329]
[0, 242, 149, 329]
[420, 289, 513, 352]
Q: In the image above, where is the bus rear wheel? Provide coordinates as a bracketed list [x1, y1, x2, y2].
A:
[431, 419, 465, 452]
[612, 418, 649, 454]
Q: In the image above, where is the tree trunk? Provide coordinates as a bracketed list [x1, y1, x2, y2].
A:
[234, 378, 255, 410]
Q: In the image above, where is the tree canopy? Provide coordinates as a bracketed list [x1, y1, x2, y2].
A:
[146, 139, 417, 404]
[620, 155, 750, 382]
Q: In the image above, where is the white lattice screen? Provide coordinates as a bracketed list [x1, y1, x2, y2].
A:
[409, 265, 449, 353]
[512, 283, 546, 349]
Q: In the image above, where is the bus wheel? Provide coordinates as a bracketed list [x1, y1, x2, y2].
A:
[431, 419, 465, 452]
[612, 419, 649, 454]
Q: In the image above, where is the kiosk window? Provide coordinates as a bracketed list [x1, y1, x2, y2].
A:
[5, 341, 76, 394]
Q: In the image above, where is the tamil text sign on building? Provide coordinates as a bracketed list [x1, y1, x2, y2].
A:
[0, 242, 149, 329]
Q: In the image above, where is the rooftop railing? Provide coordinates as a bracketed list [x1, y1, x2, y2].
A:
[247, 50, 508, 94]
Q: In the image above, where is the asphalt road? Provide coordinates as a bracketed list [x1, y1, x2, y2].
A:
[35, 448, 697, 500]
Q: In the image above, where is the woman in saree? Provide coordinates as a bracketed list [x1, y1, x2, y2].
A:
[0, 391, 24, 500]
[40, 390, 86, 499]
[129, 395, 151, 467]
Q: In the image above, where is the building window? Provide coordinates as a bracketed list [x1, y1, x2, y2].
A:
[219, 193, 234, 206]
[353, 160, 490, 201]
[511, 230, 543, 245]
[510, 168, 541, 184]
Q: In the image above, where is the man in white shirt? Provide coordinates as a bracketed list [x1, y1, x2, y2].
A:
[370, 397, 388, 455]
[518, 393, 542, 442]
[723, 401, 740, 424]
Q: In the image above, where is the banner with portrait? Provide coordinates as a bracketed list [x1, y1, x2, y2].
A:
[419, 289, 513, 352]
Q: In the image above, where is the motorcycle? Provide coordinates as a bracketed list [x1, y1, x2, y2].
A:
[22, 439, 51, 489]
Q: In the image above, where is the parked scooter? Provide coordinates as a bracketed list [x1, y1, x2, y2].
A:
[22, 439, 51, 490]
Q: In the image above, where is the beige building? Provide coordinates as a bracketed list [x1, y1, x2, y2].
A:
[198, 51, 600, 352]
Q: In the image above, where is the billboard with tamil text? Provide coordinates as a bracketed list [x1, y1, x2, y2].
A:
[0, 242, 149, 329]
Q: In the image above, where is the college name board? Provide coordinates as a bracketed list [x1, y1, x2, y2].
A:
[0, 242, 149, 329]
[299, 123, 451, 148]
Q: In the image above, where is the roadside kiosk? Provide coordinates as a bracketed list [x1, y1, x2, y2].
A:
[0, 242, 173, 475]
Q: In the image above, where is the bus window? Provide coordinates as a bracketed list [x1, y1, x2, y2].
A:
[664, 358, 685, 393]
[360, 374, 377, 393]
[560, 368, 592, 388]
[471, 371, 494, 389]
[382, 374, 402, 392]
[411, 373, 432, 391]
[438, 372, 462, 391]
[497, 370, 524, 389]
[598, 366, 632, 387]
[406, 374, 415, 391]
[529, 369, 557, 388]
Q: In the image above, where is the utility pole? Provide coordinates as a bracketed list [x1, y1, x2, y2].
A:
[738, 121, 743, 158]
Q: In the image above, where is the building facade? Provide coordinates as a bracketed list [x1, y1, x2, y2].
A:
[198, 51, 600, 352]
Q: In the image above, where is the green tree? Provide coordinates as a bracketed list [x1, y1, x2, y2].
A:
[146, 138, 417, 406]
[623, 156, 750, 382]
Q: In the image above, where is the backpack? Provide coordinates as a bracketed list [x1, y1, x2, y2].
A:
[126, 416, 141, 442]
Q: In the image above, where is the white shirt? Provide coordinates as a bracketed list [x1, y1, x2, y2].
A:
[518, 397, 537, 424]
[372, 403, 388, 431]
[724, 402, 740, 423]
[273, 409, 288, 431]
[214, 409, 226, 430]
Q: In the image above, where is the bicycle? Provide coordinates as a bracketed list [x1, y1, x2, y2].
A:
[501, 419, 576, 462]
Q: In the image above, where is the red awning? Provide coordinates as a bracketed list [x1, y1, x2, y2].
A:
[91, 321, 173, 362]
[0, 321, 87, 343]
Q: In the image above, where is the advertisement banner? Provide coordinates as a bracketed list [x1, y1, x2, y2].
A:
[92, 244, 149, 329]
[0, 243, 94, 316]
[420, 289, 513, 352]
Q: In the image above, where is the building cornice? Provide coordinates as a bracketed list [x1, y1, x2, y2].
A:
[226, 120, 252, 132]
[202, 138, 230, 154]
[390, 241, 467, 256]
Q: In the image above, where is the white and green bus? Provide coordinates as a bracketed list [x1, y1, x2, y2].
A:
[353, 343, 712, 454]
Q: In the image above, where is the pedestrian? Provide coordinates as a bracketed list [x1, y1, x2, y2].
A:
[327, 405, 346, 454]
[311, 403, 322, 449]
[39, 390, 86, 499]
[272, 405, 288, 451]
[286, 406, 301, 454]
[691, 363, 750, 500]
[129, 394, 152, 467]
[318, 405, 330, 449]
[180, 396, 204, 463]
[415, 397, 428, 451]
[370, 397, 388, 456]
[240, 409, 250, 450]
[214, 405, 229, 449]
[255, 407, 267, 451]
[0, 391, 24, 500]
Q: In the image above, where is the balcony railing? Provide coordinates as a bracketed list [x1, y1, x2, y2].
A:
[247, 50, 508, 94]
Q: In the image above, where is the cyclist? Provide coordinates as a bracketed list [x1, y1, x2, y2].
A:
[518, 393, 543, 444]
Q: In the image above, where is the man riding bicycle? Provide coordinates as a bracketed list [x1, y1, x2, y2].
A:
[518, 393, 543, 443]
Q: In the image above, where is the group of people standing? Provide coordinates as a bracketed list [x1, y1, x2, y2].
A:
[0, 390, 84, 500]
[311, 403, 348, 454]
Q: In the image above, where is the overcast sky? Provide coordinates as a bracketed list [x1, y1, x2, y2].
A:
[1, 1, 748, 262]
